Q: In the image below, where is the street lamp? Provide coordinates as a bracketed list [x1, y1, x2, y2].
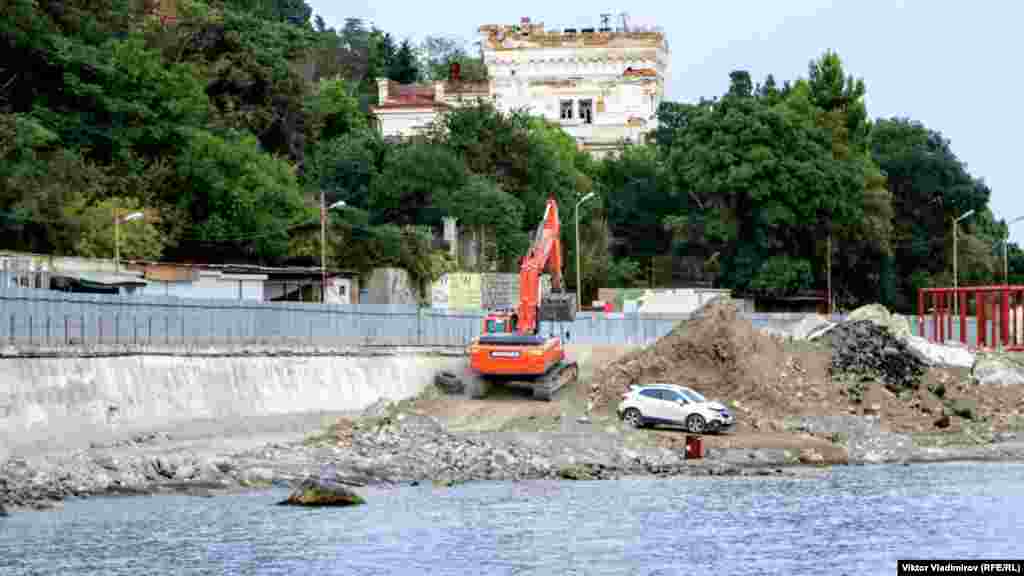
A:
[953, 209, 975, 315]
[114, 210, 144, 274]
[575, 192, 597, 312]
[1004, 216, 1024, 284]
[320, 195, 347, 302]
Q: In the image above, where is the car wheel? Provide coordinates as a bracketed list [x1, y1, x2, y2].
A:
[685, 414, 706, 434]
[623, 408, 643, 428]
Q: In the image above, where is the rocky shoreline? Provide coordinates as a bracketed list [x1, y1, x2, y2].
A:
[2, 405, 1023, 515]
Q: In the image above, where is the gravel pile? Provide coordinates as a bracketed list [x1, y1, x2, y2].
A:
[826, 320, 927, 394]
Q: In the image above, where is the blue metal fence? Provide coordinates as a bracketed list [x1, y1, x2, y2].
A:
[0, 283, 847, 348]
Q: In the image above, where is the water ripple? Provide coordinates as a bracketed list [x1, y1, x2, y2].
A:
[2, 463, 1023, 575]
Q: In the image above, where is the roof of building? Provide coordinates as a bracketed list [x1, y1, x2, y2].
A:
[125, 261, 359, 279]
[372, 83, 450, 112]
[51, 271, 148, 288]
[623, 67, 658, 77]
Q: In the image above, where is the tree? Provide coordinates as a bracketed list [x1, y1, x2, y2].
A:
[389, 40, 421, 84]
[304, 76, 367, 143]
[871, 117, 996, 310]
[305, 128, 386, 210]
[176, 8, 314, 165]
[661, 69, 866, 295]
[435, 175, 528, 269]
[369, 141, 468, 226]
[170, 129, 307, 262]
[595, 144, 674, 266]
[66, 197, 166, 260]
[420, 35, 487, 82]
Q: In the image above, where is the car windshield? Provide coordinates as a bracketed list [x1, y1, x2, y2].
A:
[681, 389, 706, 402]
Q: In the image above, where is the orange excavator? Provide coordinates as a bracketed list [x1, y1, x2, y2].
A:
[443, 197, 579, 400]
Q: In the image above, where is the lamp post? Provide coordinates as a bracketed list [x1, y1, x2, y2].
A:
[953, 209, 975, 315]
[575, 192, 596, 312]
[320, 194, 347, 302]
[1004, 216, 1024, 285]
[114, 210, 144, 274]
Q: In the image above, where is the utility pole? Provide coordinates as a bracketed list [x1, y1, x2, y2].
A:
[320, 189, 327, 303]
[1004, 216, 1024, 285]
[575, 192, 596, 311]
[953, 209, 975, 316]
[320, 196, 347, 304]
[114, 206, 120, 275]
[827, 233, 832, 315]
[114, 207, 144, 276]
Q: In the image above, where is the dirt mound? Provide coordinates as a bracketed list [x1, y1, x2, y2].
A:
[588, 300, 834, 427]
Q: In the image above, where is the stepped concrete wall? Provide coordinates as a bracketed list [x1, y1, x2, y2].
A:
[0, 347, 464, 459]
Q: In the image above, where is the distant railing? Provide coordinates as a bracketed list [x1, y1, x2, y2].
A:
[917, 285, 1024, 350]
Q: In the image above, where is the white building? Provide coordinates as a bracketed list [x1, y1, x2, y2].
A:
[480, 16, 669, 157]
[371, 79, 492, 139]
[370, 15, 670, 158]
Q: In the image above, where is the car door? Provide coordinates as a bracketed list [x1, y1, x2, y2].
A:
[638, 389, 664, 420]
[659, 389, 690, 426]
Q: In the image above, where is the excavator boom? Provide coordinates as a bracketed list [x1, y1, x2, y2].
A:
[456, 196, 581, 400]
[516, 197, 576, 333]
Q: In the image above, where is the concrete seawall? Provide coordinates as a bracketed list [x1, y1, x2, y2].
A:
[0, 347, 465, 460]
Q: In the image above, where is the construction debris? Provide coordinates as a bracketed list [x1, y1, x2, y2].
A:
[588, 300, 833, 425]
[846, 303, 912, 339]
[903, 335, 975, 369]
[825, 320, 927, 394]
[972, 353, 1024, 386]
[811, 303, 975, 369]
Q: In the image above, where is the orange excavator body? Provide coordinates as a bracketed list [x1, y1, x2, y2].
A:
[464, 197, 578, 399]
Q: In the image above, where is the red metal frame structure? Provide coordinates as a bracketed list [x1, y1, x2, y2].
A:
[918, 285, 1024, 351]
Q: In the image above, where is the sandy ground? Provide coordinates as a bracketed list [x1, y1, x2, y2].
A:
[400, 343, 851, 463]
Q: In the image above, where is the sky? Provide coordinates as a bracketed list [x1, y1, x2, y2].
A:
[307, 0, 1024, 243]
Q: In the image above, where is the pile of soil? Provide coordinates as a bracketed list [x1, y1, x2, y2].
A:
[824, 320, 927, 394]
[588, 300, 835, 428]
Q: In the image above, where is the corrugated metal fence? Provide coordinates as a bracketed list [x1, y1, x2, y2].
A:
[0, 283, 843, 348]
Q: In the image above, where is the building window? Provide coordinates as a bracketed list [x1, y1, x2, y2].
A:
[560, 100, 573, 120]
[579, 99, 593, 124]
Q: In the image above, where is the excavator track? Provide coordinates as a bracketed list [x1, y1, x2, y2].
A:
[442, 360, 579, 401]
[531, 360, 579, 401]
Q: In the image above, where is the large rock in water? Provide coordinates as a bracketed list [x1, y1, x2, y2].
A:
[279, 477, 366, 507]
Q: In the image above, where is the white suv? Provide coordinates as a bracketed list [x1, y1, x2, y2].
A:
[616, 383, 735, 434]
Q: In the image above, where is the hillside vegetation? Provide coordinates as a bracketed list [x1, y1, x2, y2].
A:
[1, 0, 1017, 311]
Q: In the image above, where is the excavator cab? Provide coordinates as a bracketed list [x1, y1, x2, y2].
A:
[483, 313, 516, 334]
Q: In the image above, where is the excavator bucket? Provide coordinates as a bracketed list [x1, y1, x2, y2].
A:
[539, 292, 577, 322]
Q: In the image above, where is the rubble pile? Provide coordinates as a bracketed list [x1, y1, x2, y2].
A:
[825, 320, 927, 394]
[588, 299, 824, 419]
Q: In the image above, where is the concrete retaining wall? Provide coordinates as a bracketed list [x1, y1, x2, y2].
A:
[0, 349, 464, 459]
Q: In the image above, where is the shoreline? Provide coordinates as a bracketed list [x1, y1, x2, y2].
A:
[3, 406, 1022, 515]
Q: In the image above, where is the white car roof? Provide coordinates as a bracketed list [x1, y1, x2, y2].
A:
[632, 383, 695, 393]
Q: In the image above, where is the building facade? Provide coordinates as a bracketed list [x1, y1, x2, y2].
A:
[371, 78, 492, 140]
[371, 15, 670, 158]
[479, 17, 669, 157]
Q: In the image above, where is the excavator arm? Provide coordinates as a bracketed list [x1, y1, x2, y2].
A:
[516, 197, 576, 334]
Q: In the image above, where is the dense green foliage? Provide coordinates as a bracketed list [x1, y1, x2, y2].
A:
[0, 0, 1014, 310]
